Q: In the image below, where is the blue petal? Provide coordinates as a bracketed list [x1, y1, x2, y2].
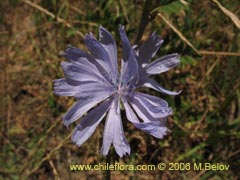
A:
[122, 98, 168, 138]
[84, 33, 114, 79]
[72, 98, 113, 147]
[119, 25, 131, 60]
[133, 95, 172, 118]
[53, 78, 114, 98]
[69, 56, 107, 78]
[61, 45, 86, 61]
[141, 77, 181, 95]
[145, 53, 180, 75]
[101, 97, 130, 157]
[128, 92, 172, 121]
[119, 26, 139, 84]
[99, 26, 118, 81]
[63, 92, 113, 127]
[61, 61, 106, 83]
[53, 78, 83, 97]
[137, 32, 163, 64]
[134, 92, 169, 107]
[62, 46, 113, 84]
[132, 121, 169, 138]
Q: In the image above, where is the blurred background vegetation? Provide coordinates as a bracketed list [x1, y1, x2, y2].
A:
[0, 0, 240, 179]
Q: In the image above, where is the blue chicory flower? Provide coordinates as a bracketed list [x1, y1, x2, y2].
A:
[54, 25, 180, 157]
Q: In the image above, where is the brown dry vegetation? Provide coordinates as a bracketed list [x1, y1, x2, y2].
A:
[0, 0, 240, 180]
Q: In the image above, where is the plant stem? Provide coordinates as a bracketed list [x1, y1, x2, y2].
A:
[105, 153, 111, 180]
[134, 0, 154, 45]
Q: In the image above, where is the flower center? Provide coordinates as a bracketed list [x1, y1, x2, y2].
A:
[111, 73, 136, 98]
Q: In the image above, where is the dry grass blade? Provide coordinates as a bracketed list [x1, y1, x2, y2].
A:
[49, 159, 61, 180]
[118, 0, 129, 23]
[211, 0, 240, 29]
[199, 50, 240, 56]
[198, 58, 220, 88]
[22, 0, 84, 38]
[157, 12, 200, 55]
[69, 5, 86, 16]
[158, 13, 240, 57]
[192, 170, 206, 180]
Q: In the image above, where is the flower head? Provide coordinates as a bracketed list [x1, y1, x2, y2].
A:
[54, 25, 180, 157]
